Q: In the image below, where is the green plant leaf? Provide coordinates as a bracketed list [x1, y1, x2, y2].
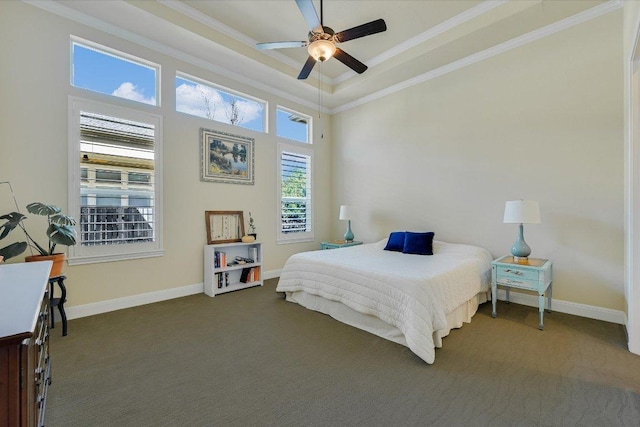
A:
[26, 202, 61, 217]
[0, 241, 27, 260]
[50, 213, 76, 226]
[0, 212, 26, 240]
[47, 223, 76, 246]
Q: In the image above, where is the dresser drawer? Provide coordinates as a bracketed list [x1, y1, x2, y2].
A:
[497, 266, 539, 282]
[496, 276, 538, 290]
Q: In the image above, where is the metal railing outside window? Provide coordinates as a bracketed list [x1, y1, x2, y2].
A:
[80, 205, 154, 246]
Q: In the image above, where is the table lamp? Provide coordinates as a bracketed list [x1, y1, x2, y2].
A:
[339, 205, 354, 242]
[503, 200, 540, 260]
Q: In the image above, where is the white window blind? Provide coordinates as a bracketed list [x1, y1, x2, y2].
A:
[278, 143, 313, 243]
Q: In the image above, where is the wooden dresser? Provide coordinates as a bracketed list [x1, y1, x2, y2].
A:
[0, 261, 53, 427]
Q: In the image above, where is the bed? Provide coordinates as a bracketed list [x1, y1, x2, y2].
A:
[276, 237, 493, 364]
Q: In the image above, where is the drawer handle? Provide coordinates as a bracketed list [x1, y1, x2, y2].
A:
[504, 269, 523, 276]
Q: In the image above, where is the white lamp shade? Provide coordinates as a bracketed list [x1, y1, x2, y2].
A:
[339, 205, 352, 220]
[503, 200, 541, 224]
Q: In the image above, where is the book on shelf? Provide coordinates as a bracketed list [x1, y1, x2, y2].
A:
[239, 267, 260, 283]
[214, 251, 227, 268]
[240, 268, 251, 283]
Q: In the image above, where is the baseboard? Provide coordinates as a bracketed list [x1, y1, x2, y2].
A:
[65, 282, 203, 320]
[495, 289, 626, 325]
[64, 269, 281, 320]
[62, 271, 625, 326]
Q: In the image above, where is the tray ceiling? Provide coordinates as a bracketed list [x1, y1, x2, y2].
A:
[43, 0, 617, 112]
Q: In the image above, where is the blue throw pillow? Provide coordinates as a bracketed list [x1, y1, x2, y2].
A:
[402, 231, 435, 255]
[384, 231, 406, 252]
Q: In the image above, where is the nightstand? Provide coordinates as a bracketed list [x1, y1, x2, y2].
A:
[320, 240, 363, 250]
[491, 256, 553, 330]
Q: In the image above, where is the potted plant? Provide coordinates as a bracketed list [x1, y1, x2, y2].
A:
[0, 202, 76, 277]
[248, 211, 257, 239]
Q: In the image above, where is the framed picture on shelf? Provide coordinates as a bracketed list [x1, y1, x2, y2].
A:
[205, 211, 245, 244]
[200, 128, 254, 185]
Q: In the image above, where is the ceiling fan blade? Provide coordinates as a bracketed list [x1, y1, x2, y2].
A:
[295, 0, 322, 32]
[334, 19, 387, 43]
[256, 41, 308, 50]
[333, 48, 367, 74]
[297, 56, 316, 80]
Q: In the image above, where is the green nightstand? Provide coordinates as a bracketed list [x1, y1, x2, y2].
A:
[491, 256, 553, 330]
[320, 240, 363, 250]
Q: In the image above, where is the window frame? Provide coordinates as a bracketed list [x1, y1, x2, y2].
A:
[68, 96, 164, 264]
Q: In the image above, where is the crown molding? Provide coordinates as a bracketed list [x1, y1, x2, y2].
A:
[332, 0, 623, 114]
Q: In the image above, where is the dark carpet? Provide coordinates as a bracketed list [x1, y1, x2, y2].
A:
[45, 279, 640, 426]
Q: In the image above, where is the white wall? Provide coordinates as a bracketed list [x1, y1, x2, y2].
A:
[332, 11, 624, 311]
[0, 2, 626, 316]
[0, 2, 331, 307]
[623, 0, 640, 352]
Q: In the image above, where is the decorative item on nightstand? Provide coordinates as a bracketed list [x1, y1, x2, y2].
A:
[503, 199, 540, 261]
[339, 205, 355, 242]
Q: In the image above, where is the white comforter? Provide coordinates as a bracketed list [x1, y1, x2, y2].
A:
[276, 239, 493, 363]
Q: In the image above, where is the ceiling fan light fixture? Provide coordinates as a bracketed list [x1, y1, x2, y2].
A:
[307, 39, 336, 62]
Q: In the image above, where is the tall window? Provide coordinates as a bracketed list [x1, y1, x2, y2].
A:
[71, 37, 159, 106]
[277, 107, 313, 243]
[175, 73, 266, 132]
[68, 97, 163, 264]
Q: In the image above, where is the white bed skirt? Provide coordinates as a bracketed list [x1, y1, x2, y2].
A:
[285, 290, 490, 349]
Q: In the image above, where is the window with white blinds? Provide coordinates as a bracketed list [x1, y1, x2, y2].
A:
[68, 97, 163, 264]
[277, 143, 313, 243]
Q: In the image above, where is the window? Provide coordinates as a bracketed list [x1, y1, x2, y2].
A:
[175, 73, 266, 132]
[71, 37, 159, 106]
[277, 108, 313, 243]
[68, 97, 163, 264]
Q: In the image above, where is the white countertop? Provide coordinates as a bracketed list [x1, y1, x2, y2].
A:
[0, 261, 52, 339]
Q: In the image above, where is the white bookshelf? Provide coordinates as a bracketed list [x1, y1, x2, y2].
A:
[204, 242, 263, 296]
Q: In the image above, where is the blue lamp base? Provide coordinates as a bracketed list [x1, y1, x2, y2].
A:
[344, 220, 354, 242]
[510, 223, 531, 260]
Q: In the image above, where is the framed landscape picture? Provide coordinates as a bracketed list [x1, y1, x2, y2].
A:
[200, 128, 254, 185]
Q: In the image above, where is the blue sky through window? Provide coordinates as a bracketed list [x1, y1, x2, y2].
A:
[175, 76, 265, 132]
[72, 43, 157, 106]
[277, 108, 309, 143]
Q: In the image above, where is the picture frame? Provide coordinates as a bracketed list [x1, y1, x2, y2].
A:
[205, 211, 245, 244]
[200, 128, 254, 185]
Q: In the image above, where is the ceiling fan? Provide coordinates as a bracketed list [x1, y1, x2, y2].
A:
[256, 0, 387, 80]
